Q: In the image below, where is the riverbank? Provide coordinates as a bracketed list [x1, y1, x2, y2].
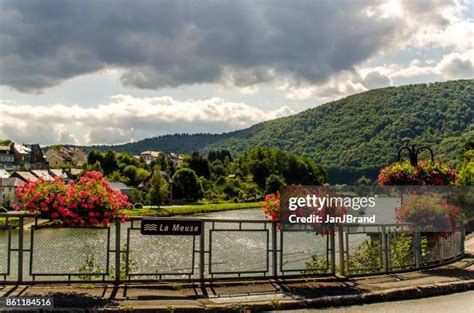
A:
[121, 201, 260, 217]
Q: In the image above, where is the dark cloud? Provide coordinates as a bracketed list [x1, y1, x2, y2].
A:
[0, 0, 419, 93]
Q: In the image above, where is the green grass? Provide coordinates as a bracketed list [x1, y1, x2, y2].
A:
[122, 201, 260, 217]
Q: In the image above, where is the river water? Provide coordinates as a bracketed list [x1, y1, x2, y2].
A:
[0, 208, 369, 281]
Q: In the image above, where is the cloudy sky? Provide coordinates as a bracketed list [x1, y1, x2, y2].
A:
[0, 0, 473, 145]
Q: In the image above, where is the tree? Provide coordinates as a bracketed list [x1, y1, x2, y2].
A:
[87, 149, 104, 166]
[188, 151, 211, 178]
[208, 149, 233, 162]
[457, 149, 474, 186]
[122, 165, 138, 186]
[102, 150, 118, 175]
[172, 168, 203, 201]
[250, 159, 270, 188]
[355, 176, 373, 186]
[265, 174, 284, 194]
[210, 160, 226, 179]
[148, 170, 168, 206]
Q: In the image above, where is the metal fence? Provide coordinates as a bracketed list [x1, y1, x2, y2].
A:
[0, 212, 465, 284]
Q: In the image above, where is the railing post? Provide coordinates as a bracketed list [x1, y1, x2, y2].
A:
[114, 219, 121, 284]
[330, 224, 336, 274]
[17, 215, 24, 284]
[272, 223, 278, 278]
[338, 225, 345, 276]
[438, 237, 443, 263]
[382, 226, 389, 272]
[414, 226, 421, 268]
[199, 222, 205, 282]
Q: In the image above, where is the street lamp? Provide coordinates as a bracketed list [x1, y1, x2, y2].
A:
[397, 144, 434, 167]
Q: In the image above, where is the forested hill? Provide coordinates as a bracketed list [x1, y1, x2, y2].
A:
[87, 79, 474, 183]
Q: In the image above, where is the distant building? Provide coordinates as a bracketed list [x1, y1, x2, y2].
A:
[31, 170, 54, 182]
[49, 169, 71, 181]
[10, 171, 40, 182]
[13, 144, 32, 170]
[109, 182, 133, 197]
[26, 144, 48, 170]
[45, 146, 86, 168]
[0, 142, 48, 171]
[139, 151, 162, 164]
[0, 144, 16, 170]
[0, 177, 22, 208]
[169, 153, 184, 168]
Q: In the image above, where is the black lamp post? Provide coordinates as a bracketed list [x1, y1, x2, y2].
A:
[397, 144, 434, 166]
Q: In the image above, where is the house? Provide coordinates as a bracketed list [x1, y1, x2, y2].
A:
[45, 146, 87, 168]
[139, 171, 172, 204]
[139, 171, 170, 191]
[10, 171, 40, 182]
[0, 177, 22, 208]
[0, 144, 16, 170]
[109, 182, 133, 197]
[169, 153, 184, 168]
[49, 169, 71, 181]
[139, 151, 162, 164]
[68, 168, 83, 179]
[45, 150, 72, 168]
[31, 170, 54, 182]
[26, 144, 48, 170]
[12, 144, 32, 170]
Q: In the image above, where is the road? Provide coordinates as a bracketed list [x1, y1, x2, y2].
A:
[283, 290, 474, 313]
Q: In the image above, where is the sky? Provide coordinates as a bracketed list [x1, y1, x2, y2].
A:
[0, 0, 473, 145]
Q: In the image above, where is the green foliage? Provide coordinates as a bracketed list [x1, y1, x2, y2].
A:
[0, 139, 12, 146]
[188, 151, 211, 178]
[172, 168, 204, 201]
[237, 147, 326, 188]
[265, 174, 284, 194]
[457, 148, 474, 186]
[348, 239, 382, 274]
[78, 255, 104, 281]
[208, 149, 233, 162]
[102, 150, 119, 175]
[86, 80, 473, 184]
[304, 254, 328, 274]
[147, 170, 168, 206]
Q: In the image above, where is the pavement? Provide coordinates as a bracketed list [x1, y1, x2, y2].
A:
[1, 235, 474, 312]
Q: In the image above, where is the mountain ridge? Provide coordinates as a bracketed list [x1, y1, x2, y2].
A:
[84, 79, 474, 183]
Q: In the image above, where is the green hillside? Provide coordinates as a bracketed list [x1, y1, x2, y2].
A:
[89, 80, 474, 183]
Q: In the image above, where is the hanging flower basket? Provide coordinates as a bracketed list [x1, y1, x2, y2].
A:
[395, 194, 461, 239]
[378, 160, 457, 186]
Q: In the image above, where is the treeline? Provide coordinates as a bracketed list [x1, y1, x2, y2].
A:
[83, 147, 326, 204]
[86, 80, 473, 184]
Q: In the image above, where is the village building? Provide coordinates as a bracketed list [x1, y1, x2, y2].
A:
[0, 177, 22, 208]
[169, 153, 184, 168]
[139, 151, 162, 164]
[0, 144, 16, 170]
[45, 146, 87, 168]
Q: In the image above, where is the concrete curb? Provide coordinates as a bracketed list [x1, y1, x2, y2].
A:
[74, 279, 474, 312]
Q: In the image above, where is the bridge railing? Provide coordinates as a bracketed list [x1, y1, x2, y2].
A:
[0, 212, 465, 284]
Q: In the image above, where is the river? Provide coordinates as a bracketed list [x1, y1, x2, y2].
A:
[0, 208, 364, 281]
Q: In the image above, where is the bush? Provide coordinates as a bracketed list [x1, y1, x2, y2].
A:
[172, 168, 204, 201]
[14, 171, 130, 227]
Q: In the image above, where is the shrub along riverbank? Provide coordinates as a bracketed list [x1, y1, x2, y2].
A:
[121, 201, 259, 217]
